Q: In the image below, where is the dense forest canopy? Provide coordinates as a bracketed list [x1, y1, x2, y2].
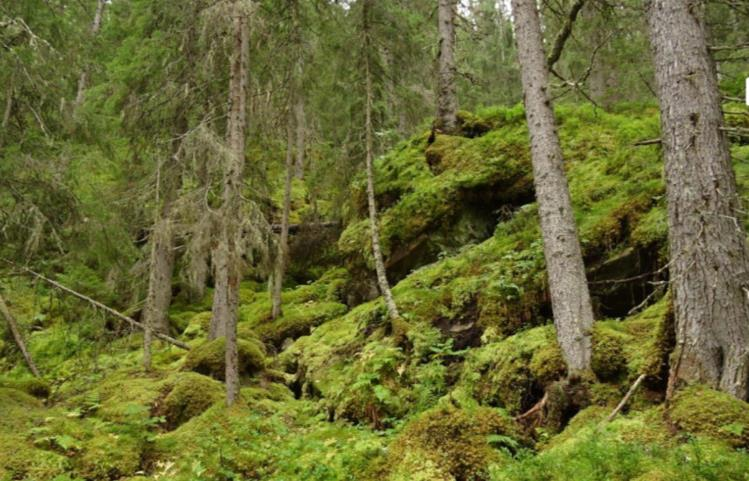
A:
[1, 0, 749, 480]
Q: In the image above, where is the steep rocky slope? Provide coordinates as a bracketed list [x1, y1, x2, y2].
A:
[2, 105, 749, 481]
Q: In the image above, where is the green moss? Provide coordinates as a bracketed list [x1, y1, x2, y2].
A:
[234, 268, 350, 348]
[170, 309, 197, 334]
[181, 311, 212, 340]
[74, 432, 142, 480]
[492, 408, 749, 481]
[460, 325, 565, 413]
[0, 375, 51, 398]
[670, 384, 749, 448]
[162, 372, 224, 428]
[591, 325, 628, 381]
[340, 121, 533, 269]
[183, 337, 266, 380]
[0, 387, 69, 480]
[87, 374, 167, 423]
[388, 404, 527, 481]
[251, 301, 348, 345]
[456, 110, 495, 138]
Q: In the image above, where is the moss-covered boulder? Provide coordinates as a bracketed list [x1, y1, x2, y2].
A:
[183, 337, 266, 380]
[163, 372, 223, 428]
[591, 325, 628, 382]
[246, 301, 348, 347]
[74, 433, 142, 480]
[669, 384, 749, 448]
[460, 325, 565, 413]
[181, 311, 212, 340]
[85, 375, 167, 423]
[387, 405, 528, 481]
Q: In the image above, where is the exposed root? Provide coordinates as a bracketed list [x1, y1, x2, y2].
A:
[515, 392, 548, 428]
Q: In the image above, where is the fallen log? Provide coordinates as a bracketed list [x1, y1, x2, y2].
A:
[0, 290, 41, 376]
[2, 259, 190, 350]
[270, 221, 340, 234]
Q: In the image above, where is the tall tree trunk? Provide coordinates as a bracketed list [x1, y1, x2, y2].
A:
[648, 0, 749, 400]
[511, 0, 594, 375]
[74, 0, 106, 111]
[436, 0, 458, 132]
[294, 95, 305, 179]
[142, 114, 187, 370]
[0, 291, 41, 377]
[363, 0, 400, 321]
[210, 6, 249, 406]
[271, 112, 295, 320]
[142, 215, 175, 370]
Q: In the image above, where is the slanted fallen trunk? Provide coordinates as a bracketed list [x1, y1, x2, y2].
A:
[0, 290, 41, 377]
[5, 260, 189, 350]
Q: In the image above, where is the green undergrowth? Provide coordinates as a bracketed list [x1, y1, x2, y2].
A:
[491, 407, 749, 481]
[4, 104, 749, 480]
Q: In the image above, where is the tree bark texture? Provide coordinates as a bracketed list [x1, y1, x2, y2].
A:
[648, 0, 749, 400]
[294, 93, 306, 179]
[363, 0, 400, 321]
[210, 7, 249, 406]
[271, 113, 295, 320]
[142, 216, 175, 370]
[511, 0, 594, 374]
[436, 0, 458, 132]
[0, 291, 41, 377]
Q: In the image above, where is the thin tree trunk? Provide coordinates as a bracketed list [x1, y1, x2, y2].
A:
[0, 291, 41, 377]
[271, 112, 295, 320]
[648, 0, 749, 401]
[210, 6, 249, 406]
[2, 78, 12, 129]
[436, 0, 458, 132]
[511, 0, 594, 375]
[363, 0, 400, 321]
[74, 0, 106, 110]
[294, 95, 305, 179]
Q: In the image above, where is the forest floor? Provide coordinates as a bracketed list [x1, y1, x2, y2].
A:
[2, 104, 749, 481]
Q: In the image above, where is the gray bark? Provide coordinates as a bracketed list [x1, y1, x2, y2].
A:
[211, 6, 249, 406]
[271, 114, 295, 320]
[142, 216, 175, 370]
[648, 0, 749, 400]
[74, 0, 106, 110]
[511, 0, 594, 375]
[294, 92, 306, 179]
[0, 291, 41, 377]
[436, 0, 458, 132]
[363, 0, 400, 321]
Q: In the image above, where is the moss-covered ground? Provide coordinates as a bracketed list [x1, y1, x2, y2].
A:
[2, 104, 749, 480]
